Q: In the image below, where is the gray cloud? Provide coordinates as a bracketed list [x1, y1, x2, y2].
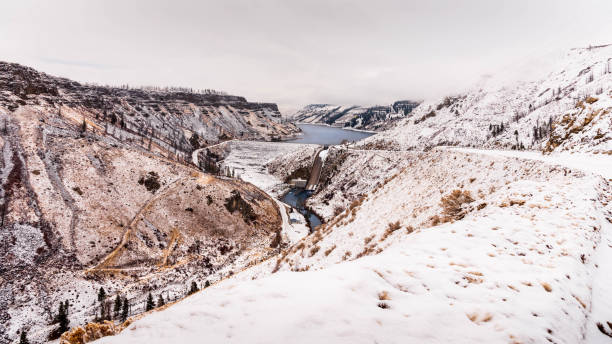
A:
[1, 0, 611, 113]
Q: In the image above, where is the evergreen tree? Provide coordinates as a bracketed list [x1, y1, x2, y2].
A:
[188, 281, 199, 295]
[189, 132, 200, 150]
[204, 280, 210, 288]
[113, 295, 122, 318]
[80, 119, 87, 133]
[100, 304, 106, 321]
[57, 301, 69, 334]
[157, 295, 165, 308]
[98, 287, 106, 302]
[19, 330, 29, 344]
[146, 293, 155, 311]
[121, 298, 129, 322]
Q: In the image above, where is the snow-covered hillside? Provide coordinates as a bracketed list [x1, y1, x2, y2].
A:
[292, 100, 419, 131]
[93, 147, 612, 344]
[51, 45, 612, 344]
[360, 45, 612, 153]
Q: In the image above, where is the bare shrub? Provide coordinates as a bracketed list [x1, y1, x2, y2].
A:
[380, 221, 401, 241]
[324, 244, 336, 256]
[430, 215, 441, 226]
[440, 189, 474, 222]
[377, 302, 390, 309]
[378, 291, 391, 300]
[585, 96, 599, 104]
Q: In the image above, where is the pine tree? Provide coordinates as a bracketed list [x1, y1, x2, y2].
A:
[121, 298, 129, 322]
[188, 281, 199, 295]
[157, 295, 165, 308]
[113, 295, 122, 318]
[146, 293, 155, 311]
[100, 303, 107, 321]
[80, 119, 87, 133]
[98, 287, 106, 302]
[57, 301, 69, 334]
[19, 330, 29, 344]
[204, 280, 210, 288]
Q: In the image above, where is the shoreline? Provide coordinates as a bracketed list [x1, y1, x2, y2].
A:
[294, 121, 378, 134]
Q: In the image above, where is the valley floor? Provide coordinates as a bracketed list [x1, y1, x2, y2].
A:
[93, 148, 612, 344]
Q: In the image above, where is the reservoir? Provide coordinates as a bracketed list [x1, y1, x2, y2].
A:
[282, 123, 374, 231]
[287, 123, 374, 145]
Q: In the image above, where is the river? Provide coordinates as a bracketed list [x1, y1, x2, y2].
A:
[281, 123, 374, 231]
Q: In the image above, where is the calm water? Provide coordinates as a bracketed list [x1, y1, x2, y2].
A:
[281, 188, 322, 232]
[282, 123, 373, 231]
[287, 124, 374, 145]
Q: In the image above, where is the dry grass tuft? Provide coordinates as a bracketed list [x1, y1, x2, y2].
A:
[439, 189, 474, 222]
[324, 244, 336, 256]
[585, 96, 599, 104]
[380, 221, 402, 241]
[364, 234, 375, 245]
[378, 291, 391, 300]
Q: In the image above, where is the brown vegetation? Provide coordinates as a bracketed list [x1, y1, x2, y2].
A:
[439, 189, 474, 222]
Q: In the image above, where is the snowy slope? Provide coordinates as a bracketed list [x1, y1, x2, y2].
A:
[94, 148, 612, 344]
[292, 101, 419, 131]
[360, 45, 612, 152]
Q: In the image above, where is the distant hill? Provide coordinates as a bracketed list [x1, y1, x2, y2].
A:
[291, 100, 420, 131]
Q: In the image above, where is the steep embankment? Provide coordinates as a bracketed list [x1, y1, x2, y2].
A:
[360, 45, 612, 153]
[292, 100, 419, 131]
[0, 85, 285, 342]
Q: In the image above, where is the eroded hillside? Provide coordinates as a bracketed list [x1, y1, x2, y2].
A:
[0, 61, 298, 151]
[0, 100, 282, 342]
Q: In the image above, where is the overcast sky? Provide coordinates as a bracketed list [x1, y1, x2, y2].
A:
[1, 0, 611, 113]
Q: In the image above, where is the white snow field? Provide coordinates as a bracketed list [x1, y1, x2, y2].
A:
[96, 148, 612, 344]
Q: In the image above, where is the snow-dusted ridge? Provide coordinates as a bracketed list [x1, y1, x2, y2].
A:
[360, 45, 612, 153]
[292, 100, 419, 131]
